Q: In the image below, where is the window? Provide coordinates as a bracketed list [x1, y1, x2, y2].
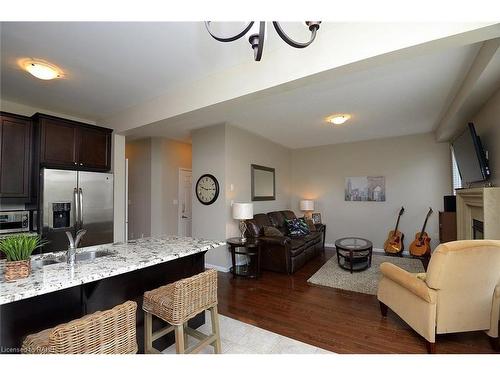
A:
[451, 147, 462, 194]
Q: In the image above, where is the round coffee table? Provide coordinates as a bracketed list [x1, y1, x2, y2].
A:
[335, 237, 373, 273]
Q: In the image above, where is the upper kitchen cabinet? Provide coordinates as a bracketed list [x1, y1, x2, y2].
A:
[0, 112, 32, 199]
[34, 114, 112, 172]
[77, 127, 111, 170]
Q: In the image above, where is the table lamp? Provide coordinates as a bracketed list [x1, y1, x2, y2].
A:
[232, 203, 254, 242]
[300, 199, 314, 218]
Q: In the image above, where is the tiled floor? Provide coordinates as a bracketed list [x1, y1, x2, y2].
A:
[162, 311, 333, 354]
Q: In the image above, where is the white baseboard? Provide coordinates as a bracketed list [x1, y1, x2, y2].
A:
[325, 243, 384, 253]
[205, 263, 230, 273]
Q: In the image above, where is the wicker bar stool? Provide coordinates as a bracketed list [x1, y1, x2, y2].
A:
[21, 301, 138, 354]
[142, 269, 221, 354]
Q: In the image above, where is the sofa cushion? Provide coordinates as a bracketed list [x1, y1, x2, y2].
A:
[282, 210, 297, 220]
[289, 238, 306, 250]
[289, 239, 307, 256]
[245, 219, 261, 238]
[247, 213, 272, 237]
[285, 218, 310, 236]
[305, 218, 317, 232]
[303, 232, 321, 244]
[268, 211, 286, 233]
[263, 226, 284, 237]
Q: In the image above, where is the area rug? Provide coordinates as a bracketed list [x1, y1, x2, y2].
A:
[307, 253, 425, 295]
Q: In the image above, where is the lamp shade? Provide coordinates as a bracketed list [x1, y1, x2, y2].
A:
[232, 203, 254, 220]
[300, 200, 314, 211]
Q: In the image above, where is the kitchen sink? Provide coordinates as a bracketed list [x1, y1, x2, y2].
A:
[73, 249, 116, 262]
[32, 258, 61, 267]
[33, 249, 116, 267]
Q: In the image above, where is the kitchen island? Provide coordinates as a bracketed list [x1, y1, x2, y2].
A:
[0, 236, 224, 353]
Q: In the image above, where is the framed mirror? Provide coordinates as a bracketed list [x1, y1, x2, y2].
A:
[251, 164, 275, 201]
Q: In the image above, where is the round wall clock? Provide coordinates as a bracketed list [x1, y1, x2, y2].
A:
[195, 174, 220, 205]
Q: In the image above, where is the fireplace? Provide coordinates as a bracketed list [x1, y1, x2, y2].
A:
[456, 187, 500, 240]
[472, 219, 484, 240]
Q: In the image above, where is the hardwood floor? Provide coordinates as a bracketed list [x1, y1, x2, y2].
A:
[217, 248, 497, 354]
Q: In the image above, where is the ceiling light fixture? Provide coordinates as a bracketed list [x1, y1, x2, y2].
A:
[205, 21, 321, 61]
[327, 114, 351, 125]
[20, 58, 62, 80]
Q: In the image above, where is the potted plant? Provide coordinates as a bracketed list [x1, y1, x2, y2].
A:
[0, 234, 46, 281]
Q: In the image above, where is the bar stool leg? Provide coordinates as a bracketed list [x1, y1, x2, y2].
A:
[209, 306, 222, 354]
[175, 324, 185, 354]
[144, 311, 153, 354]
[183, 322, 189, 350]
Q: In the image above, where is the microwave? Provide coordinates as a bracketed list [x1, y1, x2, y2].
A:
[0, 211, 30, 234]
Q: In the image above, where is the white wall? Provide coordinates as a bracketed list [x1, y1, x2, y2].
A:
[290, 132, 452, 253]
[191, 124, 228, 269]
[112, 134, 126, 243]
[191, 124, 292, 270]
[226, 125, 292, 238]
[472, 88, 500, 186]
[157, 138, 192, 235]
[125, 137, 192, 239]
[125, 139, 152, 239]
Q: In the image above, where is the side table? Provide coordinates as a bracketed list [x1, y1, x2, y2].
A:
[226, 237, 262, 279]
[315, 224, 326, 250]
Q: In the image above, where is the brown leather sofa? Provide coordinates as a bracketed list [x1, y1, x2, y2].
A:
[245, 210, 325, 274]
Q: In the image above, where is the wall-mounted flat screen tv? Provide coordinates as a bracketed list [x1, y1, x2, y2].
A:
[452, 122, 490, 184]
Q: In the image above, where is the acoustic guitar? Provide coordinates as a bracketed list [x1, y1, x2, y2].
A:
[409, 207, 433, 257]
[384, 206, 405, 254]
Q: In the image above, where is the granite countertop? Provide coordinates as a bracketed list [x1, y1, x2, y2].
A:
[0, 236, 225, 305]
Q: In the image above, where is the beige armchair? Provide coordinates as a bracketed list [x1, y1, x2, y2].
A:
[377, 240, 500, 353]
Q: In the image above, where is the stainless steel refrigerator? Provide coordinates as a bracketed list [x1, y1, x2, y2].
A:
[41, 168, 113, 252]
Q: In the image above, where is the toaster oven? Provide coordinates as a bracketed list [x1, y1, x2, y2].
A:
[0, 210, 30, 234]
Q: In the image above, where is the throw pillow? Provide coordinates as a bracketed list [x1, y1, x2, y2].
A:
[285, 218, 310, 236]
[304, 218, 317, 232]
[263, 226, 284, 237]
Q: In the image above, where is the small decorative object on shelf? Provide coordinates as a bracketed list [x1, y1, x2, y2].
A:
[232, 203, 253, 243]
[0, 234, 47, 282]
[311, 212, 322, 224]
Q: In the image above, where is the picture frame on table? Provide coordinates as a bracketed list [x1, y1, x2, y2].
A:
[311, 213, 322, 224]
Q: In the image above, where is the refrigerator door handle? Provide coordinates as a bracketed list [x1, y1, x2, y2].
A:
[79, 188, 84, 228]
[74, 187, 80, 230]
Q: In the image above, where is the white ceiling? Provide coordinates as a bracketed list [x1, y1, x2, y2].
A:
[126, 43, 488, 148]
[2, 22, 498, 149]
[0, 22, 322, 120]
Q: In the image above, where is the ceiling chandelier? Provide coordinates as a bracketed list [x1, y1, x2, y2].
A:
[205, 21, 321, 61]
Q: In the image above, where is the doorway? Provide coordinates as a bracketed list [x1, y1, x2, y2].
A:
[178, 168, 192, 236]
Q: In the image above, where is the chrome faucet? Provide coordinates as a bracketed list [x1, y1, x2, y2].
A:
[65, 229, 87, 266]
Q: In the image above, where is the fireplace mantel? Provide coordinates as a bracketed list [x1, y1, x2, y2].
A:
[456, 187, 500, 240]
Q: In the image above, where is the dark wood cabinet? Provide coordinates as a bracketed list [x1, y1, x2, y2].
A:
[35, 114, 112, 172]
[77, 127, 111, 170]
[439, 211, 457, 243]
[0, 112, 32, 199]
[39, 116, 77, 167]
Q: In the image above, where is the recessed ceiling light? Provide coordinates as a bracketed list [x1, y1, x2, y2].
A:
[19, 58, 63, 80]
[326, 114, 351, 125]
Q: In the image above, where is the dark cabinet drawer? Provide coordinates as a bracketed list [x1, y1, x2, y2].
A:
[0, 113, 32, 199]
